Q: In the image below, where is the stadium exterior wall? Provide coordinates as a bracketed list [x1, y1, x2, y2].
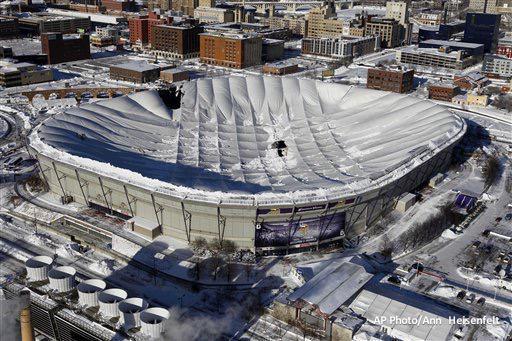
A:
[30, 137, 461, 254]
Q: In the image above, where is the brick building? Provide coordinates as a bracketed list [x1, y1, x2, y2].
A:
[367, 67, 414, 93]
[172, 0, 198, 16]
[151, 24, 203, 59]
[428, 83, 460, 102]
[497, 36, 512, 59]
[41, 33, 91, 64]
[110, 61, 161, 83]
[0, 16, 19, 38]
[262, 62, 299, 75]
[102, 0, 135, 12]
[160, 68, 189, 82]
[199, 32, 262, 69]
[128, 12, 169, 45]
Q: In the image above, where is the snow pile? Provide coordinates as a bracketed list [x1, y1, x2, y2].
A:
[26, 233, 53, 247]
[31, 75, 466, 205]
[56, 243, 81, 259]
[88, 259, 118, 276]
[430, 284, 458, 298]
[441, 229, 458, 240]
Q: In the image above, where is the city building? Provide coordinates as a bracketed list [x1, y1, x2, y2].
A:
[0, 46, 13, 59]
[262, 61, 299, 75]
[41, 33, 91, 64]
[194, 7, 235, 24]
[204, 22, 291, 40]
[95, 25, 122, 40]
[482, 54, 512, 78]
[199, 32, 262, 68]
[416, 12, 443, 26]
[419, 39, 485, 57]
[259, 12, 307, 36]
[68, 3, 105, 13]
[172, 0, 198, 16]
[0, 62, 53, 87]
[365, 18, 400, 48]
[262, 39, 284, 62]
[151, 24, 203, 59]
[102, 0, 135, 12]
[453, 71, 490, 90]
[469, 0, 494, 12]
[428, 83, 461, 101]
[397, 46, 479, 70]
[418, 21, 465, 42]
[301, 35, 380, 61]
[452, 93, 489, 106]
[385, 1, 409, 25]
[367, 67, 414, 93]
[90, 34, 115, 46]
[110, 61, 161, 83]
[160, 68, 189, 82]
[497, 35, 512, 58]
[148, 0, 172, 11]
[306, 0, 344, 38]
[0, 16, 19, 38]
[463, 12, 501, 53]
[16, 13, 91, 34]
[128, 12, 169, 45]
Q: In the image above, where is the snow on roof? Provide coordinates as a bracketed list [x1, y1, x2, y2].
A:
[421, 39, 484, 49]
[113, 61, 160, 72]
[287, 259, 373, 316]
[31, 75, 465, 206]
[349, 280, 466, 341]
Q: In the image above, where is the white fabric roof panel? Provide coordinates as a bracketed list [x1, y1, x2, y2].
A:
[33, 75, 466, 205]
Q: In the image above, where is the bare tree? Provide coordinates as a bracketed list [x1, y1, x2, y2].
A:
[482, 155, 501, 188]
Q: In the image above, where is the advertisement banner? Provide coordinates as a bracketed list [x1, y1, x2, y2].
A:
[255, 212, 346, 248]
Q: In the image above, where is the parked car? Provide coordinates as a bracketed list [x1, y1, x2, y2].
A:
[387, 276, 401, 285]
[505, 213, 512, 221]
[457, 290, 466, 300]
[472, 241, 481, 248]
[476, 297, 486, 305]
[466, 293, 476, 303]
[496, 217, 502, 223]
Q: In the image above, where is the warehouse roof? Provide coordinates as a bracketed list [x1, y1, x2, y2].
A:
[287, 259, 373, 316]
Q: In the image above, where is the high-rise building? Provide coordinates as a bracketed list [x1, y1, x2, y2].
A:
[367, 67, 414, 93]
[199, 32, 262, 68]
[469, 0, 499, 13]
[365, 18, 400, 48]
[41, 33, 91, 64]
[172, 0, 199, 16]
[128, 12, 169, 45]
[306, 0, 344, 38]
[385, 1, 409, 25]
[151, 24, 203, 59]
[463, 12, 501, 53]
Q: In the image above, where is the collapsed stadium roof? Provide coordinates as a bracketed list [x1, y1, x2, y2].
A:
[31, 75, 466, 206]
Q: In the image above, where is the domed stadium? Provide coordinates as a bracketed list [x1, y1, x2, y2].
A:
[29, 75, 466, 254]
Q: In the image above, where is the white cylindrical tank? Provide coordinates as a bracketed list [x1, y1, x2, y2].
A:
[25, 255, 53, 282]
[140, 307, 170, 338]
[77, 279, 106, 308]
[119, 297, 148, 329]
[48, 266, 76, 293]
[98, 288, 127, 318]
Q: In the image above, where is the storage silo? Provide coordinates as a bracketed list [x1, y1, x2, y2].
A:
[47, 266, 76, 293]
[140, 307, 170, 339]
[25, 255, 53, 282]
[98, 288, 127, 318]
[77, 279, 106, 308]
[119, 297, 148, 329]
